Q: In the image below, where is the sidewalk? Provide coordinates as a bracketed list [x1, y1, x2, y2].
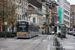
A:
[57, 34, 75, 50]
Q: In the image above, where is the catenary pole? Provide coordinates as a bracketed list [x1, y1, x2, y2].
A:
[5, 0, 7, 39]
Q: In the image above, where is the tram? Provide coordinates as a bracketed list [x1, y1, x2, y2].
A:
[16, 20, 39, 38]
[60, 24, 66, 38]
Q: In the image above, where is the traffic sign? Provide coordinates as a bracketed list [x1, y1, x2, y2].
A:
[5, 22, 7, 25]
[57, 20, 59, 23]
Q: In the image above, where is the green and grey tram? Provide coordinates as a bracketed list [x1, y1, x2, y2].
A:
[16, 20, 39, 38]
[60, 24, 66, 38]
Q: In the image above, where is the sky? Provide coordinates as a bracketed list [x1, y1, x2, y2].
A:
[67, 0, 75, 4]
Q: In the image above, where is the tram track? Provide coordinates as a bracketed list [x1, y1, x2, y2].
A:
[0, 38, 31, 48]
[0, 35, 47, 50]
[33, 36, 47, 50]
[0, 35, 42, 50]
[15, 35, 47, 50]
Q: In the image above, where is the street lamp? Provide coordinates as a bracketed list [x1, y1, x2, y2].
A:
[28, 14, 31, 21]
[25, 12, 28, 18]
[5, 0, 7, 39]
[22, 14, 25, 20]
[43, 22, 46, 34]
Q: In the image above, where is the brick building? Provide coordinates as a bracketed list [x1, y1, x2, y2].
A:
[70, 5, 75, 29]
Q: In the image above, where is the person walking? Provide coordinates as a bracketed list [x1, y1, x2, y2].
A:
[58, 29, 63, 40]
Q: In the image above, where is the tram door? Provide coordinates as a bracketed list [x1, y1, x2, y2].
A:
[60, 24, 66, 38]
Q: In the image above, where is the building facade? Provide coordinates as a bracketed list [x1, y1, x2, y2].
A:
[28, 0, 44, 34]
[58, 0, 70, 28]
[70, 5, 75, 29]
[7, 0, 28, 32]
[15, 0, 28, 21]
[28, 3, 40, 23]
[0, 0, 4, 31]
[40, 0, 58, 34]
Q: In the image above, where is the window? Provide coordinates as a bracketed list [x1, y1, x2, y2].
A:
[18, 24, 28, 32]
[64, 20, 69, 25]
[72, 12, 74, 14]
[71, 16, 73, 19]
[71, 26, 73, 28]
[64, 15, 69, 20]
[64, 10, 69, 15]
[39, 18, 43, 24]
[33, 18, 35, 23]
[64, 0, 70, 6]
[22, 7, 23, 12]
[71, 21, 73, 24]
[64, 5, 70, 11]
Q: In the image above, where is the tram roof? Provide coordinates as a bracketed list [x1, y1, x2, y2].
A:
[17, 20, 30, 22]
[17, 20, 39, 25]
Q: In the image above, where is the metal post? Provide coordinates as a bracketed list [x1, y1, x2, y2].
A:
[29, 16, 30, 21]
[29, 14, 31, 21]
[46, 2, 47, 34]
[29, 17, 30, 21]
[5, 0, 7, 39]
[24, 15, 25, 20]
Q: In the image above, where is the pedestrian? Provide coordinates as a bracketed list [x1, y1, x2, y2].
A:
[54, 26, 57, 36]
[58, 29, 63, 40]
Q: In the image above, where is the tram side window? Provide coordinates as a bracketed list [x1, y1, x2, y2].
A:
[35, 27, 37, 32]
[30, 24, 33, 31]
[31, 25, 33, 31]
[32, 24, 34, 32]
[30, 25, 32, 31]
[38, 27, 39, 32]
[35, 26, 37, 32]
[34, 26, 36, 32]
[36, 27, 38, 32]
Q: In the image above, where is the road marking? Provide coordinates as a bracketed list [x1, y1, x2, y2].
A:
[47, 37, 50, 41]
[61, 42, 75, 44]
[63, 46, 74, 49]
[43, 40, 47, 41]
[47, 44, 50, 50]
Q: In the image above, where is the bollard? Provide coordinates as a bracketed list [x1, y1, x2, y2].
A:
[54, 36, 65, 50]
[60, 33, 63, 40]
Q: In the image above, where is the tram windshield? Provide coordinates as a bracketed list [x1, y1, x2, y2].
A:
[60, 24, 66, 33]
[17, 22, 29, 32]
[19, 24, 28, 32]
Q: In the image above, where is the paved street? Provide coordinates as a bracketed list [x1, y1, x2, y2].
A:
[0, 0, 75, 50]
[0, 35, 55, 50]
[0, 34, 75, 50]
[57, 34, 75, 50]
